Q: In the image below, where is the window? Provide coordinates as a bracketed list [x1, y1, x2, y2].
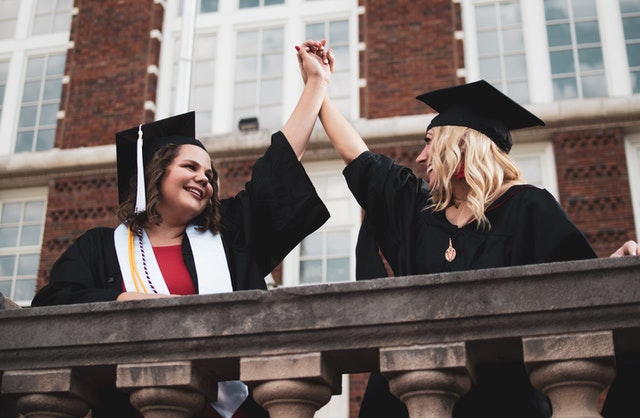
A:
[306, 19, 352, 116]
[159, 0, 359, 134]
[283, 161, 361, 287]
[233, 27, 284, 132]
[31, 0, 73, 35]
[0, 189, 47, 307]
[462, 0, 637, 103]
[620, 0, 640, 93]
[15, 52, 65, 153]
[239, 0, 284, 9]
[544, 0, 606, 100]
[473, 1, 530, 103]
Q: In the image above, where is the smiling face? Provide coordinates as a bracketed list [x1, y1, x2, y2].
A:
[156, 144, 214, 227]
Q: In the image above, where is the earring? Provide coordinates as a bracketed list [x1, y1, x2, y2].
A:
[455, 160, 465, 180]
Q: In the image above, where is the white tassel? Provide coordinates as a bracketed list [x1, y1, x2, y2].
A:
[134, 124, 146, 214]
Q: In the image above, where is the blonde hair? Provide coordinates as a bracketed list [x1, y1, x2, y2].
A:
[427, 125, 522, 229]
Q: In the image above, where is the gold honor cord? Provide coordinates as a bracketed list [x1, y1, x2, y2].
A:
[128, 227, 147, 293]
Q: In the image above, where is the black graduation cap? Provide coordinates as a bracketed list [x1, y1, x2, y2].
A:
[416, 80, 544, 153]
[115, 111, 206, 212]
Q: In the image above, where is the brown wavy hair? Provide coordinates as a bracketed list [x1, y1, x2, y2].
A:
[117, 143, 222, 233]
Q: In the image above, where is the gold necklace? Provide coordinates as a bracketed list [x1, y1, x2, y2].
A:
[445, 204, 466, 262]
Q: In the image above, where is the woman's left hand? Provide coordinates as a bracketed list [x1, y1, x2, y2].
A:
[610, 240, 640, 257]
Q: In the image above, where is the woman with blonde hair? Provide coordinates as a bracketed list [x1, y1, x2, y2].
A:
[299, 40, 639, 418]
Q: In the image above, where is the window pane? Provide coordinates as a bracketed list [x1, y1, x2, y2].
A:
[476, 4, 497, 28]
[478, 31, 500, 54]
[572, 0, 597, 18]
[553, 76, 578, 99]
[22, 81, 41, 103]
[502, 28, 524, 52]
[17, 254, 39, 275]
[237, 32, 258, 54]
[200, 0, 218, 13]
[262, 28, 283, 52]
[20, 225, 42, 246]
[327, 258, 349, 282]
[500, 2, 521, 24]
[581, 74, 606, 98]
[26, 57, 45, 77]
[330, 20, 348, 42]
[623, 16, 640, 40]
[547, 23, 572, 47]
[301, 233, 322, 257]
[620, 0, 640, 13]
[300, 260, 322, 284]
[262, 53, 283, 78]
[234, 82, 256, 107]
[235, 56, 257, 81]
[545, 0, 569, 20]
[35, 128, 56, 151]
[264, 0, 283, 5]
[24, 201, 44, 222]
[39, 103, 59, 125]
[0, 227, 18, 247]
[578, 47, 603, 71]
[43, 78, 62, 100]
[260, 79, 281, 106]
[479, 56, 501, 80]
[550, 50, 575, 74]
[0, 256, 15, 277]
[306, 23, 324, 40]
[15, 132, 35, 153]
[0, 280, 11, 296]
[506, 80, 529, 104]
[504, 54, 527, 78]
[632, 70, 640, 93]
[14, 279, 36, 301]
[239, 0, 259, 8]
[1, 202, 21, 223]
[327, 231, 350, 255]
[575, 21, 600, 44]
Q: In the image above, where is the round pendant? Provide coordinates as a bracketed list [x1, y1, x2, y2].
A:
[445, 238, 456, 262]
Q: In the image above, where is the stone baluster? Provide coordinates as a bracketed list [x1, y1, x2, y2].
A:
[241, 352, 339, 418]
[2, 368, 96, 418]
[117, 361, 216, 418]
[524, 331, 616, 418]
[380, 342, 473, 418]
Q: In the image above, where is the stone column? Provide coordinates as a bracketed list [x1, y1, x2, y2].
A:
[117, 361, 215, 418]
[241, 352, 338, 418]
[380, 342, 472, 418]
[2, 368, 96, 418]
[523, 331, 616, 418]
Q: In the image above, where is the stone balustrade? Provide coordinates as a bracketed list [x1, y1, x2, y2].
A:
[1, 256, 639, 417]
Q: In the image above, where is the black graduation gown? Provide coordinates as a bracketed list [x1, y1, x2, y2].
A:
[344, 151, 599, 418]
[31, 131, 330, 417]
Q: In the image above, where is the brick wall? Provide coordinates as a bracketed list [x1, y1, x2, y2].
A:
[553, 128, 635, 257]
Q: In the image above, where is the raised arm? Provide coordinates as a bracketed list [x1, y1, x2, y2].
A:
[281, 40, 332, 160]
[296, 40, 369, 164]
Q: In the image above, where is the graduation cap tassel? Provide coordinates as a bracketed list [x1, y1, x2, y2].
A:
[134, 124, 147, 214]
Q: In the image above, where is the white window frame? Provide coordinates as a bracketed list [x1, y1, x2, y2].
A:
[625, 133, 640, 241]
[461, 0, 635, 104]
[0, 187, 47, 307]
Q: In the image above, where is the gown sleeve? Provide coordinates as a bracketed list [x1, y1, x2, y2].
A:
[31, 227, 123, 306]
[220, 131, 330, 290]
[343, 151, 429, 279]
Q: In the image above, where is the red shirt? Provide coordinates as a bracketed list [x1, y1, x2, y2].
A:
[152, 245, 196, 295]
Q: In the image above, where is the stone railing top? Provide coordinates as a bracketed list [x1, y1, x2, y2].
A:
[1, 257, 639, 379]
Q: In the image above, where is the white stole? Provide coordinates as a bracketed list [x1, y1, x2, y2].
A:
[113, 223, 246, 417]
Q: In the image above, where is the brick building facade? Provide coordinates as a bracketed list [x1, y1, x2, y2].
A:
[1, 0, 639, 417]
